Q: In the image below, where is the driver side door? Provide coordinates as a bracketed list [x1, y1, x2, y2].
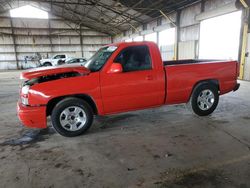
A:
[100, 45, 165, 114]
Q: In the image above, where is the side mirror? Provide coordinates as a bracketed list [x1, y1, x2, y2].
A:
[107, 63, 123, 74]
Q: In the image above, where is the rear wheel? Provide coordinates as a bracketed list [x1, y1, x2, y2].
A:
[51, 97, 93, 137]
[188, 83, 219, 116]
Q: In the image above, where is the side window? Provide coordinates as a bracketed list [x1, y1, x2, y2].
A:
[114, 45, 152, 72]
[69, 59, 76, 63]
[60, 55, 66, 58]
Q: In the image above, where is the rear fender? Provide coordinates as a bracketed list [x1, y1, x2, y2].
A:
[189, 79, 220, 101]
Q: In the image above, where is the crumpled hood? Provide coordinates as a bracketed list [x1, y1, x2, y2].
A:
[21, 65, 90, 80]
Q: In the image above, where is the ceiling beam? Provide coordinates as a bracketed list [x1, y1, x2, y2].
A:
[84, 0, 144, 24]
[114, 0, 165, 28]
[105, 0, 145, 25]
[50, 3, 122, 34]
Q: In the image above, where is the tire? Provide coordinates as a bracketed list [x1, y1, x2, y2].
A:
[188, 83, 219, 116]
[51, 97, 93, 137]
[43, 62, 52, 66]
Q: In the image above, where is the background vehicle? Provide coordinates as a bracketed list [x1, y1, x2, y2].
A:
[18, 42, 240, 137]
[58, 57, 87, 66]
[40, 54, 67, 66]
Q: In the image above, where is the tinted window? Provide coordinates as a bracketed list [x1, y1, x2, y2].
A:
[54, 55, 65, 59]
[67, 59, 76, 64]
[114, 45, 152, 72]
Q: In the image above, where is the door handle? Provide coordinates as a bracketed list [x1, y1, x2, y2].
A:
[146, 75, 153, 80]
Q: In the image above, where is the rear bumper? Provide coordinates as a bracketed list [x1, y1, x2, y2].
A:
[233, 83, 240, 92]
[17, 102, 47, 129]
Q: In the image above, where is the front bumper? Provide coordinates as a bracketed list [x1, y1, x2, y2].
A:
[17, 102, 47, 129]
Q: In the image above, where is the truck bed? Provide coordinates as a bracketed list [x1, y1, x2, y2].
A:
[164, 60, 238, 105]
[164, 59, 223, 66]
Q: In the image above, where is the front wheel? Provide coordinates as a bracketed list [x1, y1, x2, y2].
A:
[188, 83, 219, 116]
[51, 98, 93, 137]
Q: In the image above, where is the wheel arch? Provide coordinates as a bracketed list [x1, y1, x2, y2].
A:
[46, 94, 98, 116]
[43, 62, 52, 66]
[189, 79, 220, 101]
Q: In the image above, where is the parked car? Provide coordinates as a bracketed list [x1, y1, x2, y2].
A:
[17, 42, 240, 137]
[58, 57, 87, 66]
[40, 54, 67, 66]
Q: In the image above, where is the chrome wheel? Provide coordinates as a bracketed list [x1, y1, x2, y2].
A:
[59, 106, 87, 131]
[197, 89, 215, 111]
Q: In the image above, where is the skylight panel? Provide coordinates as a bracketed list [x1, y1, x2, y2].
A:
[10, 5, 48, 19]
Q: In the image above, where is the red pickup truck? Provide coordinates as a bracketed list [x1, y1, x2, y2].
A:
[17, 42, 240, 137]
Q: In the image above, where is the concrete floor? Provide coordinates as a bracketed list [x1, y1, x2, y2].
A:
[0, 71, 250, 188]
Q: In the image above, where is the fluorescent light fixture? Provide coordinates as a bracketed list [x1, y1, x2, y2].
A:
[10, 5, 48, 19]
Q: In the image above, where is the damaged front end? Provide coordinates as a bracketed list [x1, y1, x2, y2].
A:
[18, 66, 91, 129]
[20, 65, 91, 106]
[22, 71, 82, 87]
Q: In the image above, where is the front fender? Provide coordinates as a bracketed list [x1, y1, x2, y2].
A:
[28, 72, 104, 115]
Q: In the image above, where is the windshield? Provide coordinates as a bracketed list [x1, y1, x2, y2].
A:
[84, 46, 117, 72]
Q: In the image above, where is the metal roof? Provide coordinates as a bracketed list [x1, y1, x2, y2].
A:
[0, 0, 202, 35]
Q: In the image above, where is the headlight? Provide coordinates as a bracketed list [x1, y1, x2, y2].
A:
[21, 97, 29, 105]
[21, 85, 30, 105]
[21, 85, 30, 95]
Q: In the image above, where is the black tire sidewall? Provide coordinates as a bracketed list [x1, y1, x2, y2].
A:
[44, 62, 52, 66]
[191, 83, 219, 116]
[51, 98, 93, 137]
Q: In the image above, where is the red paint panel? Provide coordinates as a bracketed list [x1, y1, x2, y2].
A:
[17, 102, 47, 128]
[100, 42, 165, 114]
[28, 72, 104, 114]
[165, 61, 238, 104]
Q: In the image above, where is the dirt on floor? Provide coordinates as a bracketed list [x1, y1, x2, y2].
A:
[0, 71, 250, 188]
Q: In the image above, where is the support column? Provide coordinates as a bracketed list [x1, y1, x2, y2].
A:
[175, 10, 181, 60]
[80, 24, 84, 57]
[239, 9, 249, 79]
[48, 14, 53, 57]
[197, 0, 206, 59]
[10, 17, 19, 69]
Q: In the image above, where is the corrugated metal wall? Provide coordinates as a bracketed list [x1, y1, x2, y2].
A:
[114, 0, 237, 60]
[0, 12, 111, 69]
